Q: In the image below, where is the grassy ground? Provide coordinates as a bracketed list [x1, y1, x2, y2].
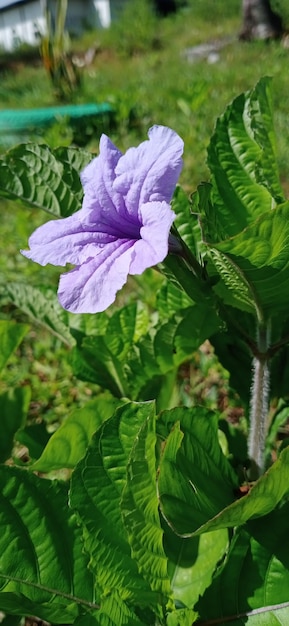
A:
[1, 0, 289, 425]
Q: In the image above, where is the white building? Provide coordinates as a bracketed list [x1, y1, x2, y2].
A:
[0, 0, 125, 51]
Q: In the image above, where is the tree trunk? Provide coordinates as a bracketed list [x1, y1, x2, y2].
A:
[240, 0, 283, 40]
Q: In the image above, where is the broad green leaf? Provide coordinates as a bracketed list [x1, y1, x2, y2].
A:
[153, 304, 219, 373]
[197, 503, 289, 625]
[31, 394, 124, 472]
[206, 77, 284, 242]
[166, 607, 198, 626]
[158, 407, 238, 536]
[125, 333, 163, 399]
[0, 320, 29, 373]
[173, 304, 219, 361]
[0, 144, 92, 217]
[121, 407, 172, 604]
[202, 78, 289, 321]
[265, 401, 289, 462]
[163, 521, 228, 610]
[248, 76, 283, 201]
[69, 309, 109, 339]
[212, 201, 289, 318]
[4, 282, 73, 347]
[153, 318, 181, 373]
[210, 325, 252, 404]
[218, 418, 248, 466]
[190, 181, 214, 247]
[72, 302, 211, 404]
[16, 421, 51, 461]
[0, 466, 95, 622]
[171, 185, 201, 256]
[72, 335, 127, 397]
[0, 386, 31, 463]
[184, 446, 289, 535]
[105, 302, 150, 360]
[74, 593, 145, 626]
[70, 402, 159, 611]
[71, 304, 150, 397]
[156, 282, 192, 319]
[162, 253, 211, 305]
[96, 591, 144, 626]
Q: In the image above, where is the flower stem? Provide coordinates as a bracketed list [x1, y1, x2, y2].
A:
[248, 322, 271, 478]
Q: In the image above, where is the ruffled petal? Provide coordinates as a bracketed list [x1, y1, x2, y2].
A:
[21, 212, 117, 267]
[80, 135, 125, 220]
[129, 201, 175, 274]
[57, 239, 134, 313]
[113, 125, 184, 217]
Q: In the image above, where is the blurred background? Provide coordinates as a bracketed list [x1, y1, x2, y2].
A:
[0, 0, 288, 186]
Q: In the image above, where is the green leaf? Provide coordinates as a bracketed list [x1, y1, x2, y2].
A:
[213, 201, 289, 319]
[185, 446, 289, 535]
[124, 334, 162, 399]
[95, 591, 144, 626]
[210, 324, 252, 404]
[197, 503, 289, 625]
[0, 466, 95, 622]
[162, 254, 210, 305]
[105, 302, 150, 360]
[153, 304, 219, 375]
[72, 335, 127, 397]
[173, 304, 219, 361]
[4, 282, 73, 347]
[202, 78, 289, 321]
[0, 320, 29, 373]
[156, 282, 192, 319]
[0, 144, 92, 217]
[70, 402, 159, 611]
[158, 407, 238, 536]
[16, 421, 51, 461]
[163, 521, 228, 610]
[171, 185, 201, 256]
[206, 77, 284, 242]
[31, 394, 124, 472]
[265, 401, 289, 462]
[71, 304, 150, 398]
[121, 406, 172, 604]
[166, 607, 198, 626]
[0, 386, 31, 463]
[72, 301, 212, 405]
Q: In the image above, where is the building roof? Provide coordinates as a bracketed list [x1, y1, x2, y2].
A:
[0, 0, 28, 10]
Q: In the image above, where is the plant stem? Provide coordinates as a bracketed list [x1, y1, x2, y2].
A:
[248, 322, 271, 478]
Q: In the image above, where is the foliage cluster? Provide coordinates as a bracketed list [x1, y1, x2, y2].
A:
[1, 76, 289, 625]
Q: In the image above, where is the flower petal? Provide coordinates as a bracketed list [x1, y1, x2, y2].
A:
[21, 212, 117, 267]
[57, 240, 135, 313]
[129, 201, 175, 274]
[81, 135, 125, 219]
[113, 125, 184, 217]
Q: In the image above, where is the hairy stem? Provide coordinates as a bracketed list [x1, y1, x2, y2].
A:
[248, 322, 271, 478]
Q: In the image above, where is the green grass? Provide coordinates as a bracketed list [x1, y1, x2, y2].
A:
[1, 0, 289, 423]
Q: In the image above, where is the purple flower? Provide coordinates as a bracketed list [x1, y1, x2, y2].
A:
[22, 125, 184, 313]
